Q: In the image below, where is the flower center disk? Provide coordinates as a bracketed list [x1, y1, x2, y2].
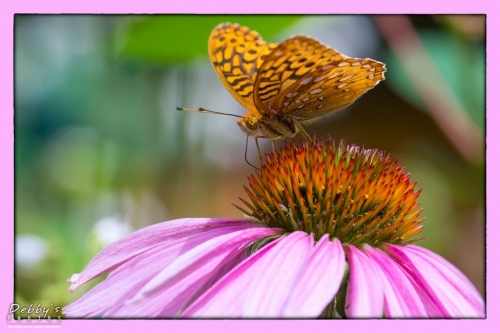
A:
[235, 138, 425, 248]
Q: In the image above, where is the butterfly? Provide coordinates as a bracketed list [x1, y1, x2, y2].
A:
[199, 23, 386, 137]
[178, 22, 386, 166]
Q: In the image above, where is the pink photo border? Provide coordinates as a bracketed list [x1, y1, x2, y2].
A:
[1, 1, 496, 331]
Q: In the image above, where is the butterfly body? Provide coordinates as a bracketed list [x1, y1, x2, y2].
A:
[209, 22, 386, 141]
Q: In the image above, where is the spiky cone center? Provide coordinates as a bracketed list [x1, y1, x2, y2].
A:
[235, 138, 425, 248]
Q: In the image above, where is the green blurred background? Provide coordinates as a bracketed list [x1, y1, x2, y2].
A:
[14, 15, 485, 310]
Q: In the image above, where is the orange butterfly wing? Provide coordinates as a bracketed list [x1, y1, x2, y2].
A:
[208, 23, 277, 119]
[253, 35, 386, 122]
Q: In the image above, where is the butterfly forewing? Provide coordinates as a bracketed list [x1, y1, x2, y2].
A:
[253, 35, 386, 121]
[209, 23, 277, 117]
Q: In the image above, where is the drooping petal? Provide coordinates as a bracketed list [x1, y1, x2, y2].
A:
[182, 249, 250, 311]
[363, 245, 428, 318]
[64, 243, 184, 317]
[64, 222, 274, 317]
[406, 245, 484, 307]
[405, 274, 445, 317]
[184, 231, 321, 317]
[242, 232, 313, 317]
[181, 237, 281, 317]
[106, 227, 279, 317]
[282, 236, 345, 317]
[105, 251, 248, 317]
[383, 244, 484, 318]
[344, 245, 384, 318]
[67, 218, 261, 291]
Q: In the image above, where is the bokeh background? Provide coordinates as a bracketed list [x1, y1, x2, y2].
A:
[14, 15, 485, 311]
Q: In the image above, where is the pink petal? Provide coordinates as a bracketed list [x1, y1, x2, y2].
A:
[242, 232, 313, 317]
[184, 231, 320, 317]
[282, 235, 345, 317]
[344, 245, 384, 318]
[406, 245, 484, 305]
[67, 218, 260, 291]
[64, 225, 247, 316]
[181, 237, 281, 317]
[64, 244, 180, 317]
[107, 227, 278, 317]
[183, 249, 250, 311]
[106, 249, 250, 317]
[64, 223, 273, 317]
[383, 244, 484, 318]
[406, 275, 446, 317]
[363, 245, 428, 318]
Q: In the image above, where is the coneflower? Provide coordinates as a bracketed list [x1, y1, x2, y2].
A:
[64, 138, 484, 318]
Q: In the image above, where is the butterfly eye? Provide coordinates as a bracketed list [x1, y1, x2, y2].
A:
[246, 116, 259, 130]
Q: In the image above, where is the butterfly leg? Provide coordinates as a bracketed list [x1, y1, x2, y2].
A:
[292, 119, 313, 143]
[270, 139, 281, 163]
[255, 137, 264, 164]
[244, 136, 261, 171]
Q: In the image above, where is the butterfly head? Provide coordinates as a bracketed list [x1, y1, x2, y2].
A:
[237, 114, 262, 137]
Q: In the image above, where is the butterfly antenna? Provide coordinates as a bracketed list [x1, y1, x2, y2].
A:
[245, 136, 261, 171]
[176, 107, 243, 119]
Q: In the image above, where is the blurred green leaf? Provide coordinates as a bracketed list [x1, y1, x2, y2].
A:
[118, 15, 302, 63]
[385, 30, 485, 129]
